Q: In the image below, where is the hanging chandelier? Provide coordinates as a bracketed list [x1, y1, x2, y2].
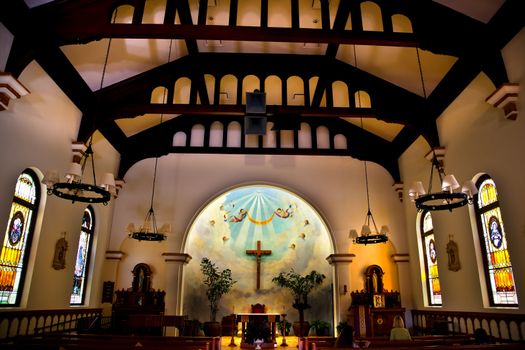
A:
[350, 161, 390, 245]
[42, 143, 115, 205]
[128, 39, 174, 242]
[407, 47, 477, 211]
[127, 208, 168, 242]
[42, 33, 116, 205]
[349, 45, 389, 246]
[408, 149, 477, 211]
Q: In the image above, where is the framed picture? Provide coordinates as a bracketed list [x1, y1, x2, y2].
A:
[102, 281, 114, 303]
[373, 293, 385, 308]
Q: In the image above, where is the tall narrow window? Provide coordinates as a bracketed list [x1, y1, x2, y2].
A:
[0, 169, 41, 306]
[475, 175, 518, 306]
[70, 206, 95, 305]
[421, 211, 442, 306]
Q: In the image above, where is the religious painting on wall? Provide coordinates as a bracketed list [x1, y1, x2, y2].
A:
[183, 184, 333, 324]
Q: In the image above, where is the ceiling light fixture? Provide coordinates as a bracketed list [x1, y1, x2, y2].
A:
[350, 45, 389, 245]
[408, 48, 477, 211]
[42, 33, 116, 205]
[408, 148, 477, 211]
[129, 39, 174, 242]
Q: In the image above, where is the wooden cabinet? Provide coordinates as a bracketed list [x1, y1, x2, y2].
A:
[369, 308, 405, 337]
[111, 263, 166, 334]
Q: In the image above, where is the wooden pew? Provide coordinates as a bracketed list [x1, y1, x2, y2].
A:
[315, 343, 524, 350]
[4, 334, 219, 350]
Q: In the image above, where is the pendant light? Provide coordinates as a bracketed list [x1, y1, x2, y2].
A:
[408, 48, 477, 211]
[128, 40, 174, 242]
[349, 45, 389, 245]
[42, 32, 116, 205]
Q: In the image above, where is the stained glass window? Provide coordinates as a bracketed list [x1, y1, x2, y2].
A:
[475, 175, 518, 306]
[421, 211, 442, 306]
[0, 169, 40, 306]
[70, 207, 95, 305]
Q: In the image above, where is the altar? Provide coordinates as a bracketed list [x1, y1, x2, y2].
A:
[236, 312, 280, 348]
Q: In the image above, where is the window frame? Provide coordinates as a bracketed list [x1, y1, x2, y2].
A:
[420, 210, 442, 306]
[0, 168, 41, 307]
[474, 174, 518, 307]
[70, 206, 95, 305]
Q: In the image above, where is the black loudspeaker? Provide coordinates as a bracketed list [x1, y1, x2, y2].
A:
[246, 91, 266, 114]
[244, 116, 267, 135]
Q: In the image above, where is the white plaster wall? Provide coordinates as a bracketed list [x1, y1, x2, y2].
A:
[0, 60, 120, 309]
[109, 152, 408, 313]
[399, 27, 525, 313]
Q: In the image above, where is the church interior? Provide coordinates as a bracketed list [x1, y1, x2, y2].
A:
[1, 0, 525, 348]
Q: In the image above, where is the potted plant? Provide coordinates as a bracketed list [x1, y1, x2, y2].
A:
[276, 320, 292, 336]
[310, 320, 331, 336]
[200, 257, 237, 336]
[271, 269, 326, 337]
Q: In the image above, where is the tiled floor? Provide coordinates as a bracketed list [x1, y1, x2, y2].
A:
[221, 336, 298, 349]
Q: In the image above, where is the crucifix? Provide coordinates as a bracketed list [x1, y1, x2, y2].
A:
[246, 240, 272, 290]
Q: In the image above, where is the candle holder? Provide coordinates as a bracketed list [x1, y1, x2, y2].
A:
[280, 313, 288, 347]
[229, 313, 236, 347]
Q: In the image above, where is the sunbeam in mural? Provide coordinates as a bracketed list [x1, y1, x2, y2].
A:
[183, 184, 334, 325]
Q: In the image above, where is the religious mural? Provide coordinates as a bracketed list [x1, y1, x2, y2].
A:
[183, 184, 333, 325]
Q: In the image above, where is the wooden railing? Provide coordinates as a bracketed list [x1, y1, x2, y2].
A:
[0, 308, 102, 340]
[411, 309, 525, 342]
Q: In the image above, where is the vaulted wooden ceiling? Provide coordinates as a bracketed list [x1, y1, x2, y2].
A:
[2, 0, 523, 181]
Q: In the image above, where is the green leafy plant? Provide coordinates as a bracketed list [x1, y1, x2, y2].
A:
[311, 320, 331, 335]
[200, 257, 237, 322]
[271, 269, 326, 336]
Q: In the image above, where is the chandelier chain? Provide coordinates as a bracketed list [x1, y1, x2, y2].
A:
[149, 39, 174, 216]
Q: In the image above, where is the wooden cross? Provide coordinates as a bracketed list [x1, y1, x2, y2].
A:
[246, 240, 272, 290]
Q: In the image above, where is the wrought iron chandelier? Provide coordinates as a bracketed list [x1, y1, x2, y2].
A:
[127, 130, 168, 241]
[42, 36, 116, 205]
[408, 48, 477, 211]
[42, 143, 115, 205]
[351, 159, 390, 245]
[408, 149, 477, 211]
[350, 45, 389, 246]
[128, 39, 174, 242]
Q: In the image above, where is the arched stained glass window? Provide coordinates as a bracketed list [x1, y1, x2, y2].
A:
[475, 175, 518, 306]
[70, 206, 95, 305]
[421, 211, 442, 306]
[0, 169, 41, 306]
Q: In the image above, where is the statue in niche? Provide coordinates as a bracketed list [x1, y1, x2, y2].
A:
[365, 265, 384, 294]
[132, 263, 152, 293]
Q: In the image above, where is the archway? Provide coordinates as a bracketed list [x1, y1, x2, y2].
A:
[182, 184, 334, 327]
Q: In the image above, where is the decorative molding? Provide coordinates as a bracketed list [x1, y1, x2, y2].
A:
[391, 253, 409, 263]
[393, 182, 403, 202]
[71, 141, 87, 163]
[115, 178, 125, 197]
[326, 253, 356, 264]
[162, 252, 192, 264]
[425, 146, 446, 168]
[105, 250, 125, 260]
[0, 72, 30, 111]
[486, 83, 520, 120]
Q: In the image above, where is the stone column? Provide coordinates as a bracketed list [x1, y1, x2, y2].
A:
[103, 250, 125, 316]
[391, 253, 412, 326]
[326, 253, 355, 332]
[162, 252, 192, 335]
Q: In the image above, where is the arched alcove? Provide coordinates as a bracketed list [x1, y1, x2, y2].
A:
[181, 184, 334, 324]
